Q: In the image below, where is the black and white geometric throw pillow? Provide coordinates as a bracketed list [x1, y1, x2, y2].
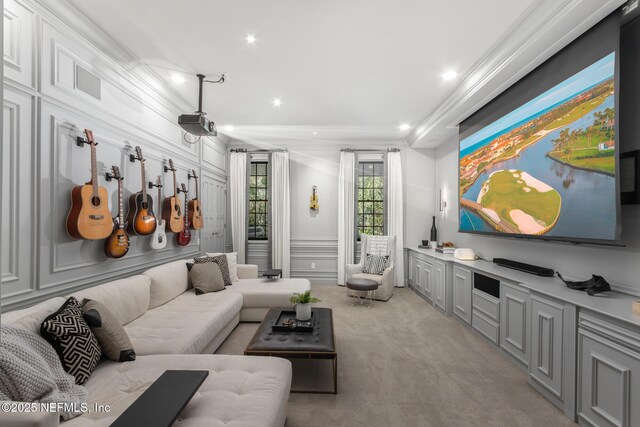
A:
[41, 297, 102, 385]
[194, 255, 232, 286]
[363, 253, 389, 275]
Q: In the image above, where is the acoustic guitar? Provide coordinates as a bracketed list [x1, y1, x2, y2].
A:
[309, 185, 319, 211]
[163, 159, 184, 233]
[177, 183, 192, 246]
[188, 169, 204, 230]
[150, 175, 167, 250]
[126, 146, 157, 235]
[104, 166, 130, 259]
[66, 129, 113, 240]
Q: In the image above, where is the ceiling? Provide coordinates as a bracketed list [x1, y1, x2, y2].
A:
[66, 0, 538, 143]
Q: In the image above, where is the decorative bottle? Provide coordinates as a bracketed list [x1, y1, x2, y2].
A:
[430, 216, 438, 243]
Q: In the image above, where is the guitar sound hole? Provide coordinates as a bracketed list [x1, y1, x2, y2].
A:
[141, 201, 149, 210]
[91, 196, 101, 207]
[174, 205, 179, 212]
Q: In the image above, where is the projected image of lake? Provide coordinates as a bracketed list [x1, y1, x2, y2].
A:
[458, 53, 617, 241]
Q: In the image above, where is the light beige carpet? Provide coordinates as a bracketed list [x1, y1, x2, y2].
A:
[216, 284, 576, 427]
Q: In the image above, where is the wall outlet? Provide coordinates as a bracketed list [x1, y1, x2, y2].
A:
[311, 262, 316, 269]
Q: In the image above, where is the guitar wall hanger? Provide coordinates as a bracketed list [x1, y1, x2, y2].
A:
[149, 180, 163, 189]
[188, 172, 196, 180]
[105, 170, 124, 182]
[128, 153, 137, 163]
[76, 136, 97, 147]
[177, 185, 188, 194]
[163, 164, 172, 172]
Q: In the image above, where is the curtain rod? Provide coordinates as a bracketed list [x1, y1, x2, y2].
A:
[229, 148, 288, 153]
[340, 148, 400, 153]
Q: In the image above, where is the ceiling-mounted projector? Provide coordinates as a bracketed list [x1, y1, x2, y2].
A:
[178, 73, 226, 138]
[178, 113, 216, 136]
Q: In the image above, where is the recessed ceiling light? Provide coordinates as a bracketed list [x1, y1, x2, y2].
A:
[441, 70, 458, 81]
[399, 123, 411, 131]
[224, 125, 235, 132]
[246, 34, 256, 45]
[272, 98, 282, 107]
[312, 131, 318, 135]
[171, 74, 185, 84]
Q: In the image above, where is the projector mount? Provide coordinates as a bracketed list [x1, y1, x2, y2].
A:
[179, 73, 227, 144]
[195, 73, 226, 115]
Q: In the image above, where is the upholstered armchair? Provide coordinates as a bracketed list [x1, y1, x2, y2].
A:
[345, 234, 397, 301]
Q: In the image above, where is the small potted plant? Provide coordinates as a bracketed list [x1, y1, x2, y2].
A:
[289, 290, 321, 321]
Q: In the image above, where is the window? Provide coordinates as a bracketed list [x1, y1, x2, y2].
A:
[357, 161, 385, 239]
[248, 162, 268, 240]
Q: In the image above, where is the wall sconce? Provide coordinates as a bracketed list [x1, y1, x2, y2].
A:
[439, 189, 447, 212]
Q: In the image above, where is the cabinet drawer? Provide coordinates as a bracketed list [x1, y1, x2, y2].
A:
[473, 289, 500, 322]
[472, 311, 500, 346]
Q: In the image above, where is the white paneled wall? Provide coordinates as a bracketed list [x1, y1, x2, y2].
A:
[1, 0, 228, 310]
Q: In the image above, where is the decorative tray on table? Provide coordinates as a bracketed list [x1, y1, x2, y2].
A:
[272, 309, 315, 333]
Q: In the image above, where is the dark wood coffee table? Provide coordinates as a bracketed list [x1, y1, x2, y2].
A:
[245, 307, 337, 394]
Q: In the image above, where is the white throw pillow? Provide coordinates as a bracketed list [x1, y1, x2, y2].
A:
[206, 252, 238, 283]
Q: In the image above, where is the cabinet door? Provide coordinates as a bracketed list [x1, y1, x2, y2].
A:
[578, 314, 640, 427]
[408, 252, 415, 285]
[453, 266, 472, 325]
[501, 283, 530, 367]
[530, 295, 564, 401]
[433, 261, 446, 311]
[421, 260, 433, 300]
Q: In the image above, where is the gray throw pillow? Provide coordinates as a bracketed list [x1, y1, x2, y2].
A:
[189, 262, 226, 294]
[194, 255, 232, 286]
[82, 299, 136, 362]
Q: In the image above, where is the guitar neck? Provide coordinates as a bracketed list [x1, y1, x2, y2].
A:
[172, 170, 178, 197]
[118, 179, 124, 228]
[140, 161, 147, 201]
[158, 185, 162, 217]
[90, 143, 98, 197]
[184, 193, 189, 223]
[195, 177, 199, 201]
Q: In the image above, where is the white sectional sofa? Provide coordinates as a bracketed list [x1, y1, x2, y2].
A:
[1, 259, 311, 426]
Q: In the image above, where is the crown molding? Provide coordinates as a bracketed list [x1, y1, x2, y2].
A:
[31, 0, 195, 114]
[406, 0, 627, 148]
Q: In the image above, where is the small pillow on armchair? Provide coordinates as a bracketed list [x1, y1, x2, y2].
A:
[363, 253, 389, 275]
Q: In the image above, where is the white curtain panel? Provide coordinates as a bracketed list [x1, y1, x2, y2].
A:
[337, 151, 356, 285]
[271, 151, 291, 278]
[387, 151, 405, 287]
[229, 151, 248, 264]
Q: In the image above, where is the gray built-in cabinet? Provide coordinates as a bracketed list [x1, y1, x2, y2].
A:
[406, 247, 640, 425]
[407, 251, 452, 315]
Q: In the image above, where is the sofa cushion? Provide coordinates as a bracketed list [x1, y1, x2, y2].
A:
[71, 275, 150, 326]
[143, 260, 190, 309]
[124, 290, 243, 355]
[1, 297, 66, 334]
[228, 278, 311, 308]
[40, 297, 102, 385]
[83, 299, 136, 362]
[62, 354, 291, 427]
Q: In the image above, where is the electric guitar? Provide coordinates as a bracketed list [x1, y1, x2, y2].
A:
[188, 169, 204, 230]
[66, 129, 113, 240]
[177, 183, 192, 246]
[126, 146, 157, 236]
[104, 166, 130, 258]
[150, 175, 167, 250]
[162, 159, 184, 233]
